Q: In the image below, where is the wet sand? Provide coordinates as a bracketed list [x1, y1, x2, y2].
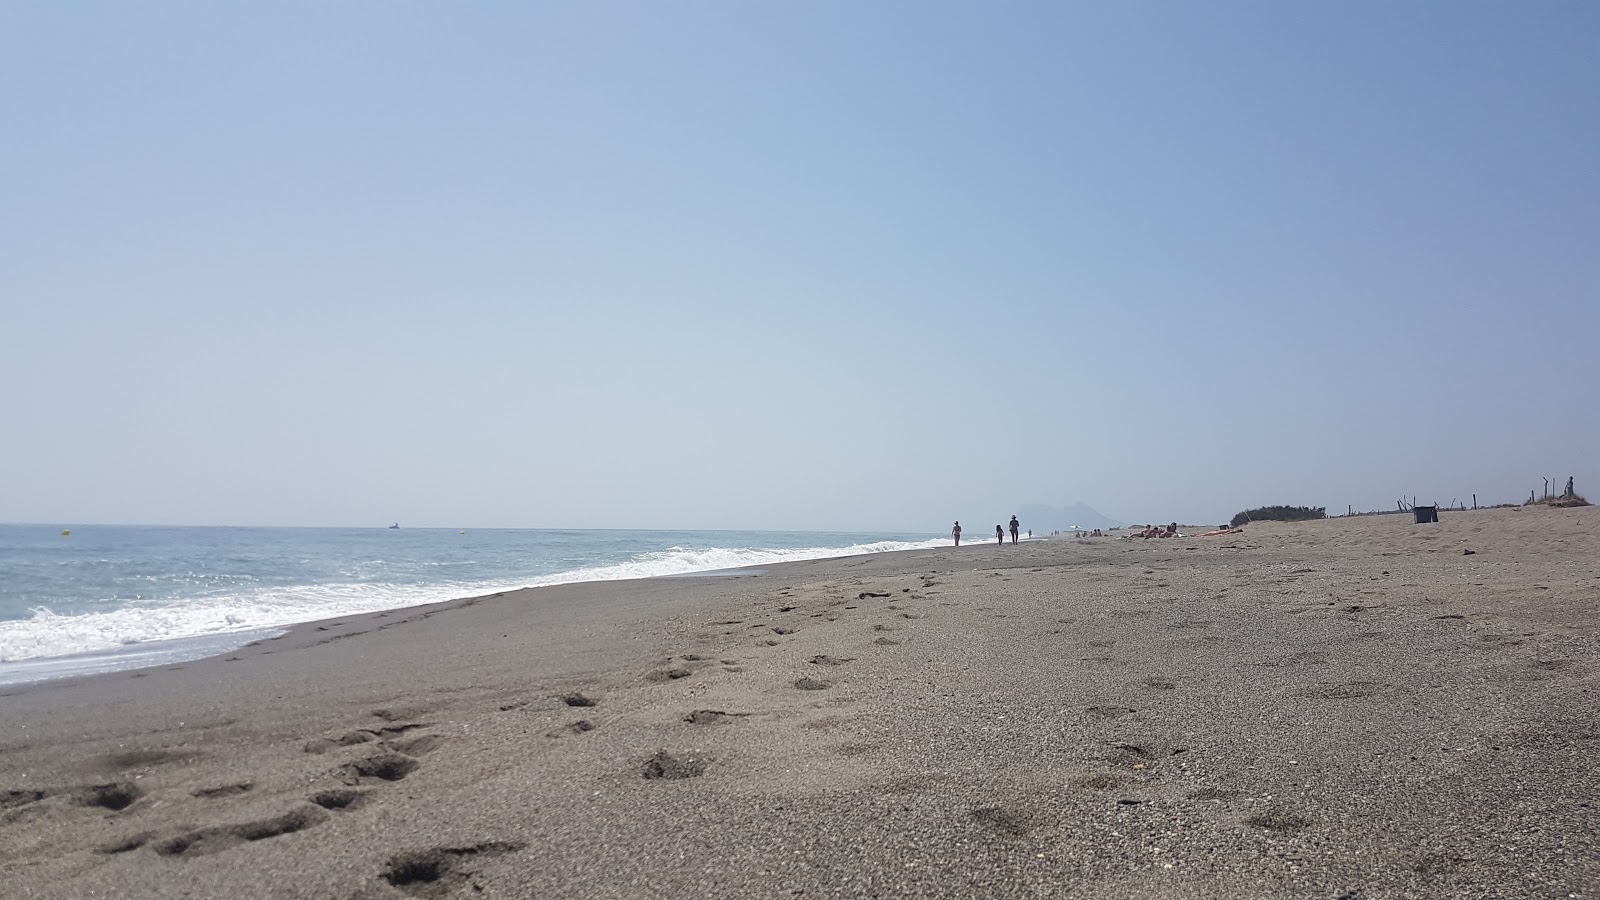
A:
[1, 506, 1596, 899]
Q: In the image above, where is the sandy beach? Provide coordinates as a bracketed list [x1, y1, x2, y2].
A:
[1, 506, 1595, 899]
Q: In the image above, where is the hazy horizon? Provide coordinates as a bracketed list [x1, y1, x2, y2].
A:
[4, 3, 1595, 533]
[2, 487, 1573, 534]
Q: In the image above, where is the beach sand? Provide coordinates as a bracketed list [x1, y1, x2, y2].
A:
[1, 506, 1596, 898]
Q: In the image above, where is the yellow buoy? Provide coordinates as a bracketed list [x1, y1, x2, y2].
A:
[459, 531, 466, 535]
[61, 529, 71, 536]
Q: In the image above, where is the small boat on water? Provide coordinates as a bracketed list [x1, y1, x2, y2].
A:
[389, 523, 400, 529]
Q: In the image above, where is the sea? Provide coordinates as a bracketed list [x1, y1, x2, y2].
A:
[0, 524, 945, 685]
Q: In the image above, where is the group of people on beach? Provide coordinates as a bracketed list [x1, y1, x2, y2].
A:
[951, 515, 1026, 546]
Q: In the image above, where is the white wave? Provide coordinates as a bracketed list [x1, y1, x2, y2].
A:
[0, 537, 947, 664]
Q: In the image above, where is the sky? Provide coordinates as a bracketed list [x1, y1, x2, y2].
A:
[3, 1, 1596, 531]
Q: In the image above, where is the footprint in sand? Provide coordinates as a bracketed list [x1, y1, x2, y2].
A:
[969, 806, 1033, 838]
[546, 720, 595, 737]
[809, 655, 854, 666]
[154, 806, 328, 858]
[381, 841, 526, 897]
[641, 751, 707, 780]
[683, 709, 750, 725]
[98, 832, 155, 854]
[2, 789, 49, 811]
[1104, 743, 1158, 766]
[0, 784, 129, 825]
[334, 753, 420, 786]
[74, 783, 143, 811]
[191, 782, 253, 799]
[304, 723, 430, 754]
[1412, 851, 1475, 878]
[371, 705, 437, 723]
[386, 734, 447, 756]
[310, 789, 370, 811]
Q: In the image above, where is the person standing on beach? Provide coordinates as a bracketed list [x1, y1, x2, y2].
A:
[952, 521, 962, 546]
[996, 524, 1004, 545]
[1009, 515, 1020, 544]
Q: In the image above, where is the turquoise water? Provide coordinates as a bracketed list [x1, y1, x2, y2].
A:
[0, 525, 943, 676]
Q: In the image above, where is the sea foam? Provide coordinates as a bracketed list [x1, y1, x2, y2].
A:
[0, 537, 946, 664]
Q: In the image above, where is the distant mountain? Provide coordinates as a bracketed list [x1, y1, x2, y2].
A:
[1015, 503, 1123, 533]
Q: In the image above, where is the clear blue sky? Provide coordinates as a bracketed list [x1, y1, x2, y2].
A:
[3, 2, 1596, 530]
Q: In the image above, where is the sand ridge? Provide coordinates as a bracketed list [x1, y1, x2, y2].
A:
[0, 506, 1596, 898]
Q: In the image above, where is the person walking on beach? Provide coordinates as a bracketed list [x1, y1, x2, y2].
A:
[996, 524, 1004, 545]
[1009, 515, 1020, 544]
[952, 521, 962, 546]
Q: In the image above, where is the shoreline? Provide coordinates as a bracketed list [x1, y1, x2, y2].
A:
[1, 507, 1594, 898]
[0, 533, 946, 685]
[0, 628, 283, 688]
[0, 543, 960, 696]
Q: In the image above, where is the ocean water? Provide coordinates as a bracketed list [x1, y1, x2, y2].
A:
[0, 525, 944, 681]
